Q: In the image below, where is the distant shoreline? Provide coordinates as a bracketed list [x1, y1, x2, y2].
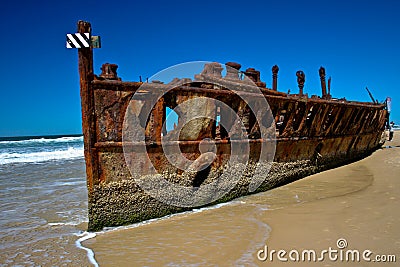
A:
[0, 133, 83, 142]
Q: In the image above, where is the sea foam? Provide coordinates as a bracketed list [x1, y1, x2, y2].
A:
[75, 232, 99, 267]
[0, 136, 83, 145]
[0, 146, 84, 165]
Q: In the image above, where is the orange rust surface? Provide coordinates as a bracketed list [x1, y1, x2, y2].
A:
[85, 75, 386, 189]
[76, 21, 388, 231]
[77, 35, 387, 191]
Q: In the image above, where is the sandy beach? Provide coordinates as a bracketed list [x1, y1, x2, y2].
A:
[256, 132, 400, 266]
[84, 133, 400, 266]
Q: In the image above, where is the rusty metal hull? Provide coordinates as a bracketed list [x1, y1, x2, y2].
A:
[75, 21, 387, 231]
[81, 80, 386, 231]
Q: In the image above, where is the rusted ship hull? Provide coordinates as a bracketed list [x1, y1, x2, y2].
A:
[74, 22, 387, 231]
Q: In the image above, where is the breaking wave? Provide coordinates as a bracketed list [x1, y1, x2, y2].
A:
[0, 135, 84, 165]
[0, 136, 83, 145]
[0, 146, 84, 165]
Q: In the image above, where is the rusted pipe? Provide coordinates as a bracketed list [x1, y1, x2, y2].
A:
[272, 65, 279, 91]
[296, 70, 305, 96]
[319, 66, 327, 98]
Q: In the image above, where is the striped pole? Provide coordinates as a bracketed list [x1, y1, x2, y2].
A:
[66, 33, 90, 48]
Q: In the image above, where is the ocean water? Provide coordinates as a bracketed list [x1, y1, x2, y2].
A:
[0, 135, 93, 266]
[1, 135, 399, 266]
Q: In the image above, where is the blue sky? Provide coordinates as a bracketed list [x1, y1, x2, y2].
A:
[0, 0, 399, 137]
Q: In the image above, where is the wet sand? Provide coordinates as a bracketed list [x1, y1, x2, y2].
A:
[260, 134, 400, 266]
[84, 134, 400, 266]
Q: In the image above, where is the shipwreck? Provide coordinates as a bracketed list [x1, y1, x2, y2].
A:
[72, 21, 387, 231]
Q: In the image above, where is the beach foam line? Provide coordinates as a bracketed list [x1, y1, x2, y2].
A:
[75, 232, 99, 267]
[48, 219, 88, 226]
[49, 222, 77, 226]
[234, 218, 271, 266]
[0, 146, 84, 165]
[0, 136, 83, 145]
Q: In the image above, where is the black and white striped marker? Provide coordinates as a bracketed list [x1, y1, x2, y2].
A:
[66, 33, 90, 48]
